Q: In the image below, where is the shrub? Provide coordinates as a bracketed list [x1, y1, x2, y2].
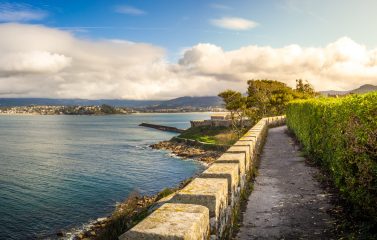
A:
[286, 92, 377, 222]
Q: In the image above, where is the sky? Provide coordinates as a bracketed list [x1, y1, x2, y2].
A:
[1, 0, 377, 99]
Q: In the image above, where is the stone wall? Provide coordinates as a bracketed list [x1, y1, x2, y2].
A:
[119, 116, 286, 240]
[190, 119, 232, 128]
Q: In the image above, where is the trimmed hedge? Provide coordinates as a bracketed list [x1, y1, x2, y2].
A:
[286, 92, 377, 221]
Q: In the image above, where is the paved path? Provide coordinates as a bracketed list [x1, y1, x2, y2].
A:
[236, 126, 336, 239]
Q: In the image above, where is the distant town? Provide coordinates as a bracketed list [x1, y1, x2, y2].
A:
[0, 105, 226, 115]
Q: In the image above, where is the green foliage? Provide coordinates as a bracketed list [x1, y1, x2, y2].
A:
[247, 79, 294, 116]
[155, 188, 175, 201]
[178, 126, 239, 145]
[100, 104, 117, 114]
[286, 92, 377, 222]
[218, 90, 248, 136]
[219, 79, 317, 136]
[96, 192, 151, 240]
[295, 79, 317, 98]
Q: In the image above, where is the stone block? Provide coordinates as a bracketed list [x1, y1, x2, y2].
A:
[234, 140, 255, 161]
[216, 152, 246, 178]
[227, 145, 250, 171]
[171, 178, 228, 221]
[119, 203, 209, 240]
[200, 162, 239, 199]
[239, 135, 257, 142]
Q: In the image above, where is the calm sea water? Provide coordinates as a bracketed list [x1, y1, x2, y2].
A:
[0, 113, 211, 240]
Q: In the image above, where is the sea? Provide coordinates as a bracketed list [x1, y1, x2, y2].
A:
[0, 113, 211, 239]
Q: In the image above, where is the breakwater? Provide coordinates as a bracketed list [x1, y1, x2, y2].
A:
[120, 116, 286, 239]
[139, 123, 185, 133]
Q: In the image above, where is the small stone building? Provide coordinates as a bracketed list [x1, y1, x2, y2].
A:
[190, 113, 232, 127]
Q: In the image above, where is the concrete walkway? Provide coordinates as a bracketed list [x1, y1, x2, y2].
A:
[236, 126, 336, 239]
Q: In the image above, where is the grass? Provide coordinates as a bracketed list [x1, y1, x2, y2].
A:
[177, 126, 240, 145]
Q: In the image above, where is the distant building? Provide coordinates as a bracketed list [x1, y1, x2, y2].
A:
[190, 113, 232, 127]
[210, 114, 231, 120]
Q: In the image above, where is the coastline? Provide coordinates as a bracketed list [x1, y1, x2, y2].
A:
[64, 139, 224, 240]
[150, 140, 224, 164]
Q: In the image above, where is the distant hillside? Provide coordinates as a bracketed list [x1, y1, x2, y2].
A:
[152, 96, 223, 109]
[320, 84, 377, 96]
[350, 84, 377, 94]
[0, 98, 162, 107]
[0, 96, 224, 109]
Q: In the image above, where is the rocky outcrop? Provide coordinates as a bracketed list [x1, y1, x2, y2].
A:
[151, 141, 223, 163]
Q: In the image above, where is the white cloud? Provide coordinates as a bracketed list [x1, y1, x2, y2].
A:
[177, 37, 377, 91]
[114, 5, 146, 15]
[0, 23, 376, 99]
[0, 3, 47, 22]
[0, 51, 71, 73]
[210, 17, 258, 30]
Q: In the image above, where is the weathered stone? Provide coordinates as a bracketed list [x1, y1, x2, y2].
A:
[227, 145, 251, 171]
[237, 138, 256, 151]
[216, 152, 246, 178]
[234, 140, 255, 164]
[171, 178, 228, 220]
[119, 203, 210, 240]
[249, 128, 265, 134]
[239, 134, 257, 140]
[200, 162, 239, 199]
[244, 132, 262, 139]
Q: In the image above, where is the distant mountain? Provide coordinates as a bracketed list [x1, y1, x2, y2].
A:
[0, 98, 162, 107]
[320, 84, 377, 96]
[152, 96, 223, 109]
[350, 84, 377, 94]
[0, 96, 224, 109]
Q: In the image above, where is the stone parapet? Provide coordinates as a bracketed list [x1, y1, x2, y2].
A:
[119, 115, 286, 240]
[226, 145, 251, 172]
[200, 163, 240, 201]
[119, 203, 209, 240]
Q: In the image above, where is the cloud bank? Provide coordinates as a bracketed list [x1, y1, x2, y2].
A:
[0, 23, 376, 99]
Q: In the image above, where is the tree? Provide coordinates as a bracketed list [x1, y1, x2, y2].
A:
[219, 79, 317, 135]
[100, 104, 117, 114]
[247, 80, 295, 117]
[218, 90, 248, 137]
[295, 79, 317, 98]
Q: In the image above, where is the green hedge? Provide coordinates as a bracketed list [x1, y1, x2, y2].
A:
[286, 92, 377, 221]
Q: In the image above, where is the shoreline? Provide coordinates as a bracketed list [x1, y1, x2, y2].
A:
[0, 111, 225, 116]
[150, 140, 224, 164]
[62, 139, 224, 240]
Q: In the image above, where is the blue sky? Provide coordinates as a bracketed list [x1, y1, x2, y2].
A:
[3, 0, 377, 58]
[0, 0, 376, 99]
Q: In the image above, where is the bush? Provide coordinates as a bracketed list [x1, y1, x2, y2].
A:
[286, 92, 377, 222]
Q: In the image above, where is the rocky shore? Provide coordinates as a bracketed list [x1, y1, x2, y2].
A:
[64, 140, 224, 239]
[64, 194, 155, 240]
[150, 140, 224, 163]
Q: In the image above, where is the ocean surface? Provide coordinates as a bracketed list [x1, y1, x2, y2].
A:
[0, 113, 211, 240]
